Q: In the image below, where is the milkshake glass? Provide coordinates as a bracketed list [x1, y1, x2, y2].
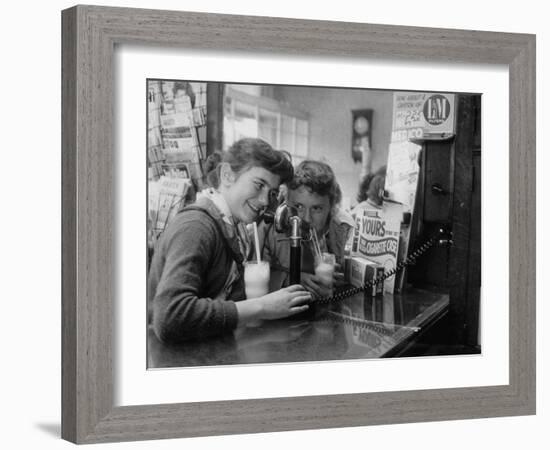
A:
[243, 261, 270, 299]
[314, 252, 336, 294]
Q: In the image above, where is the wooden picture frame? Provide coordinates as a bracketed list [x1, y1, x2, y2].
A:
[61, 5, 535, 443]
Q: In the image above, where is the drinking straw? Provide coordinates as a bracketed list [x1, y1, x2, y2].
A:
[310, 228, 318, 258]
[311, 228, 322, 260]
[253, 221, 261, 263]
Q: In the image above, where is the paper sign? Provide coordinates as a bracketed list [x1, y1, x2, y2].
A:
[353, 213, 401, 294]
[385, 141, 421, 210]
[392, 91, 455, 142]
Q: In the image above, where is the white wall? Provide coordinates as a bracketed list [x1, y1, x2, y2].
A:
[1, 1, 546, 450]
[277, 85, 393, 206]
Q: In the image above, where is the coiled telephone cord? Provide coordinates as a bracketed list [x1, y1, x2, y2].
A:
[315, 228, 450, 305]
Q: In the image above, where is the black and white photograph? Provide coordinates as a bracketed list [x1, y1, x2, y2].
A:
[146, 80, 482, 368]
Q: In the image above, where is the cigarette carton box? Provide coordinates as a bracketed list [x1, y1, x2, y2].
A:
[348, 256, 384, 296]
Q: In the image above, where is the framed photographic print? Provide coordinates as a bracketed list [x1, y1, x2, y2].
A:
[62, 5, 535, 444]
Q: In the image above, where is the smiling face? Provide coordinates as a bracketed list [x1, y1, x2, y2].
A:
[220, 165, 281, 224]
[288, 185, 331, 234]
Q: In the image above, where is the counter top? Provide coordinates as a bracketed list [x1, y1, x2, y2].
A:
[148, 288, 449, 368]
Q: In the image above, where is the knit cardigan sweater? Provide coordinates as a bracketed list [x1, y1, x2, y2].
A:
[148, 197, 246, 343]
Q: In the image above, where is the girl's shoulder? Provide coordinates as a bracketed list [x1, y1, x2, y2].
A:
[331, 207, 355, 230]
[161, 208, 221, 249]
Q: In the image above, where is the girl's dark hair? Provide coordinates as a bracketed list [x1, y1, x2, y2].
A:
[204, 151, 223, 188]
[223, 138, 294, 184]
[357, 165, 386, 204]
[288, 160, 342, 207]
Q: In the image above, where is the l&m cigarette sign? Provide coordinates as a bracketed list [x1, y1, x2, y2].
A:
[391, 92, 455, 142]
[423, 94, 453, 126]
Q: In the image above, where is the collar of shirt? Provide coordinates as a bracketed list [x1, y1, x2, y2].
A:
[199, 187, 251, 259]
[200, 187, 234, 226]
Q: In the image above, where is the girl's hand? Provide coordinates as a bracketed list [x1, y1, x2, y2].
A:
[258, 285, 312, 319]
[300, 272, 333, 299]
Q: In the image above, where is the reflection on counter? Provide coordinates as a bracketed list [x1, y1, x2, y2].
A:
[148, 288, 452, 368]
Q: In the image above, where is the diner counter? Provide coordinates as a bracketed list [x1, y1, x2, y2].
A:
[148, 288, 450, 368]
